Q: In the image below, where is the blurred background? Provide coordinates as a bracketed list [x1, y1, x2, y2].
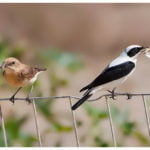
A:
[0, 3, 150, 147]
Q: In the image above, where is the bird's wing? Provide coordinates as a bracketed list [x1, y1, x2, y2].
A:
[20, 66, 46, 80]
[80, 61, 135, 92]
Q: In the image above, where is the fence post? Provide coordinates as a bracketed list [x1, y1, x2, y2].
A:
[105, 96, 117, 147]
[0, 105, 8, 147]
[69, 97, 80, 147]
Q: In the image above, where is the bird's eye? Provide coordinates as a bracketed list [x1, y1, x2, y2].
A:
[12, 61, 15, 65]
[127, 47, 143, 57]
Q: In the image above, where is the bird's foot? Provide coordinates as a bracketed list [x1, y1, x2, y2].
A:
[9, 96, 15, 104]
[108, 90, 116, 100]
[126, 93, 132, 100]
[25, 97, 32, 104]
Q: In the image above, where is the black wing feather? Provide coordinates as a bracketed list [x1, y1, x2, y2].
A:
[80, 61, 135, 91]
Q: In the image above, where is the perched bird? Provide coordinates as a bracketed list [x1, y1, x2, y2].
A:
[1, 57, 46, 103]
[72, 45, 147, 110]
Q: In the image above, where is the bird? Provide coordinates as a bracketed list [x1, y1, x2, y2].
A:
[0, 57, 46, 103]
[72, 45, 148, 110]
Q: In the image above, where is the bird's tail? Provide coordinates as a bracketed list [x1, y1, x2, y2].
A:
[72, 91, 92, 110]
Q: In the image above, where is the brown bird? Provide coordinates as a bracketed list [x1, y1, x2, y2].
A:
[1, 57, 47, 103]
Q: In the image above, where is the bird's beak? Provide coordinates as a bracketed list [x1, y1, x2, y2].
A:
[141, 47, 149, 52]
[0, 64, 2, 69]
[0, 63, 7, 70]
[0, 62, 4, 69]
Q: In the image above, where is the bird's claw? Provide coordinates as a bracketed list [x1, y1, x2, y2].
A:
[9, 96, 15, 104]
[109, 95, 116, 100]
[26, 97, 32, 104]
[108, 90, 116, 100]
[126, 93, 132, 100]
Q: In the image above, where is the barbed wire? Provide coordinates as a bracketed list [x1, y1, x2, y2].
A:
[1, 92, 150, 147]
[0, 92, 149, 101]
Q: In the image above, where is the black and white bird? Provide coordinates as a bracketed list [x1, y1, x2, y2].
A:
[72, 45, 147, 110]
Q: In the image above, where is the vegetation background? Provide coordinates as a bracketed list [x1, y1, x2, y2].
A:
[0, 3, 150, 147]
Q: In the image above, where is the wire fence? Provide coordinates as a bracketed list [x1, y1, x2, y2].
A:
[0, 92, 150, 147]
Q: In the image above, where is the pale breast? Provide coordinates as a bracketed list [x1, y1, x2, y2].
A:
[29, 72, 41, 84]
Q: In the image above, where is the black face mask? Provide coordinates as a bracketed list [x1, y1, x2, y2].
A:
[127, 47, 144, 57]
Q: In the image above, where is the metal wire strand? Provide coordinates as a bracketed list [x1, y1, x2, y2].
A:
[0, 92, 150, 102]
[105, 96, 117, 147]
[0, 105, 8, 147]
[142, 95, 150, 136]
[69, 97, 80, 147]
[31, 99, 42, 146]
[29, 86, 42, 147]
[1, 92, 150, 147]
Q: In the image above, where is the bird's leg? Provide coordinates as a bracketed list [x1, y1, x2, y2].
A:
[107, 88, 116, 100]
[25, 85, 34, 104]
[126, 92, 132, 100]
[10, 87, 22, 103]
